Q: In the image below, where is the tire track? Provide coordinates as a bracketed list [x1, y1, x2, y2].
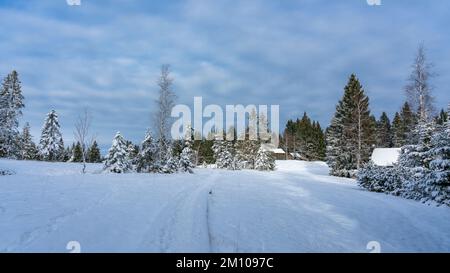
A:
[139, 172, 219, 252]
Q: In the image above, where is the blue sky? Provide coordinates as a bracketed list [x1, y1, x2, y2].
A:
[0, 0, 449, 150]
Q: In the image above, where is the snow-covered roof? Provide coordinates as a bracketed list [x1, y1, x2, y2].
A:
[371, 148, 401, 166]
[261, 144, 285, 154]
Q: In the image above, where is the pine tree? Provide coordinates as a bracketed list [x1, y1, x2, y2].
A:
[87, 140, 102, 163]
[400, 102, 418, 144]
[376, 112, 392, 147]
[171, 139, 184, 158]
[284, 119, 297, 156]
[255, 146, 275, 171]
[197, 137, 214, 164]
[179, 138, 195, 173]
[0, 71, 25, 158]
[19, 122, 38, 160]
[435, 108, 448, 126]
[72, 142, 83, 162]
[38, 110, 64, 161]
[136, 130, 158, 173]
[318, 123, 327, 160]
[311, 121, 326, 160]
[298, 112, 315, 160]
[392, 112, 403, 147]
[58, 138, 65, 161]
[63, 146, 72, 162]
[161, 145, 179, 173]
[326, 74, 374, 177]
[103, 132, 132, 173]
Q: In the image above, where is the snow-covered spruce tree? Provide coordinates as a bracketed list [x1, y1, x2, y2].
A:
[179, 138, 195, 173]
[154, 138, 169, 172]
[326, 116, 344, 176]
[233, 134, 259, 169]
[398, 118, 436, 201]
[358, 162, 382, 192]
[126, 142, 138, 170]
[255, 146, 275, 171]
[233, 140, 246, 170]
[136, 130, 158, 173]
[61, 146, 70, 162]
[103, 132, 132, 173]
[87, 140, 102, 163]
[0, 71, 25, 158]
[212, 137, 234, 169]
[19, 122, 38, 160]
[161, 145, 179, 173]
[38, 110, 64, 161]
[358, 161, 403, 195]
[425, 105, 450, 205]
[326, 74, 375, 177]
[212, 135, 223, 167]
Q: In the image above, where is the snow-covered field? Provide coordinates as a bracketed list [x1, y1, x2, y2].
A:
[1, 159, 449, 253]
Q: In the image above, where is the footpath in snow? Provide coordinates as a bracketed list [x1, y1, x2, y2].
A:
[0, 159, 449, 252]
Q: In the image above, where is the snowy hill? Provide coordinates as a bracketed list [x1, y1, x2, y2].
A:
[1, 159, 449, 252]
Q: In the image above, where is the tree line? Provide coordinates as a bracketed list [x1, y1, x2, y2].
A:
[326, 45, 448, 179]
[0, 71, 101, 166]
[97, 65, 276, 174]
[281, 112, 326, 161]
[321, 44, 449, 206]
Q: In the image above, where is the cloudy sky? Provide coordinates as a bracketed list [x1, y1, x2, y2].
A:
[0, 0, 449, 149]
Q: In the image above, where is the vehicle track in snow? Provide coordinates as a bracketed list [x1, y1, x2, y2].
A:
[139, 171, 219, 252]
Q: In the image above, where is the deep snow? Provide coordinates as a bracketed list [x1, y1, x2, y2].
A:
[1, 159, 449, 253]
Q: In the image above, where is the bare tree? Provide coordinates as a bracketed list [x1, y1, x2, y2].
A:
[155, 64, 176, 141]
[405, 43, 436, 121]
[154, 65, 177, 163]
[74, 108, 93, 173]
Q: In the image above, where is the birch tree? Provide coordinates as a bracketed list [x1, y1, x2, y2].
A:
[405, 44, 435, 121]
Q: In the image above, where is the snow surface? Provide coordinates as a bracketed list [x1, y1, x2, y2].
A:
[1, 159, 450, 253]
[371, 148, 401, 166]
